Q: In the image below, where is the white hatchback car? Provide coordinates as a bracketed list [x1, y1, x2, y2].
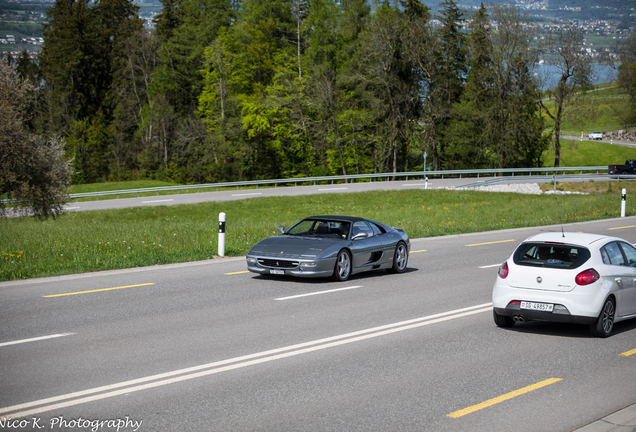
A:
[492, 232, 636, 337]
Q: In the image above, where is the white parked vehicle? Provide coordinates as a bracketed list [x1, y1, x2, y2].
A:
[588, 131, 603, 140]
[492, 232, 636, 337]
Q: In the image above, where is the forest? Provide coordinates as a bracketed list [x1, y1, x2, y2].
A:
[10, 0, 579, 185]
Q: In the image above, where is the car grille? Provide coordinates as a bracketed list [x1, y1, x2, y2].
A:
[258, 259, 299, 268]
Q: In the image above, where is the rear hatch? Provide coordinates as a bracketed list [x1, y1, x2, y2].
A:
[507, 242, 591, 292]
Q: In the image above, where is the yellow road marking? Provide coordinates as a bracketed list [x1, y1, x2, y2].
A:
[411, 250, 427, 253]
[447, 378, 562, 418]
[466, 239, 516, 247]
[608, 226, 636, 230]
[225, 271, 250, 275]
[44, 283, 155, 298]
[620, 348, 636, 357]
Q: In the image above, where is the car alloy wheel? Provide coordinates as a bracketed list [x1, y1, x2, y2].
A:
[334, 250, 351, 281]
[388, 242, 408, 273]
[590, 297, 615, 338]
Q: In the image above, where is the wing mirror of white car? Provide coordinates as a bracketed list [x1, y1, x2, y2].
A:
[352, 232, 369, 240]
[277, 226, 285, 234]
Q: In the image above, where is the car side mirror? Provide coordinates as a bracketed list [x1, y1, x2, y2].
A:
[352, 232, 368, 240]
[277, 226, 285, 234]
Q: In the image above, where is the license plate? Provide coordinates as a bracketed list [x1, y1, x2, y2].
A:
[520, 301, 554, 312]
[270, 269, 285, 275]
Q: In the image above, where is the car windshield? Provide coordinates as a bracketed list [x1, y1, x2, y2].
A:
[286, 219, 350, 239]
[513, 242, 591, 269]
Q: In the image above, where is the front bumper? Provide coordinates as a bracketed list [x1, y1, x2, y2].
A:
[246, 255, 335, 278]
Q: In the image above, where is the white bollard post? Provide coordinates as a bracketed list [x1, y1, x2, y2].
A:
[621, 189, 626, 218]
[218, 212, 226, 257]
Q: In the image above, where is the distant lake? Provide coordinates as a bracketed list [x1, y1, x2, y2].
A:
[536, 63, 618, 90]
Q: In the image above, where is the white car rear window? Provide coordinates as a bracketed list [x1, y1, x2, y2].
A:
[513, 243, 591, 269]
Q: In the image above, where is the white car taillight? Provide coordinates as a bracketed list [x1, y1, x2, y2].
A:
[575, 268, 600, 285]
[498, 262, 509, 279]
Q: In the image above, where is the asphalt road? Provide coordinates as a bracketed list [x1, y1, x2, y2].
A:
[62, 173, 609, 213]
[62, 177, 494, 212]
[1, 217, 636, 432]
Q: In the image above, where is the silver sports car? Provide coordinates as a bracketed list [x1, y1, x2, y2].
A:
[246, 215, 410, 281]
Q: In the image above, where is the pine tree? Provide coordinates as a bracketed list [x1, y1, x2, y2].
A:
[435, 0, 467, 106]
[39, 0, 99, 130]
[39, 0, 143, 182]
[15, 50, 39, 85]
[153, 0, 184, 41]
[428, 0, 467, 169]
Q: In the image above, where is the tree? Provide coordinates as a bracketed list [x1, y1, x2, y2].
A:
[148, 0, 236, 179]
[355, 2, 421, 174]
[303, 0, 355, 178]
[0, 63, 70, 219]
[151, 0, 236, 117]
[153, 0, 184, 41]
[39, 0, 100, 132]
[400, 0, 439, 171]
[39, 0, 143, 182]
[110, 29, 162, 179]
[430, 0, 467, 169]
[537, 25, 593, 167]
[15, 49, 39, 84]
[614, 34, 636, 123]
[478, 3, 546, 168]
[443, 2, 491, 168]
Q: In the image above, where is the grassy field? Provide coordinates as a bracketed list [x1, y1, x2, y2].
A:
[543, 139, 636, 167]
[2, 182, 635, 282]
[541, 84, 632, 135]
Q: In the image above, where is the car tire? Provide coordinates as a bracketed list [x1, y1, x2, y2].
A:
[387, 242, 408, 274]
[590, 297, 615, 338]
[493, 310, 515, 328]
[333, 250, 351, 281]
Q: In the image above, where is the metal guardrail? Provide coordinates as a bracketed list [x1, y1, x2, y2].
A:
[455, 173, 636, 189]
[65, 166, 609, 200]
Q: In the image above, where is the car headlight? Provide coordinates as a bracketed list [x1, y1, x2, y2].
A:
[246, 257, 257, 264]
[300, 262, 317, 268]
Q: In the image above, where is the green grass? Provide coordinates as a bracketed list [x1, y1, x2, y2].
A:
[539, 83, 636, 167]
[68, 180, 181, 194]
[542, 94, 631, 134]
[2, 185, 635, 282]
[543, 139, 636, 167]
